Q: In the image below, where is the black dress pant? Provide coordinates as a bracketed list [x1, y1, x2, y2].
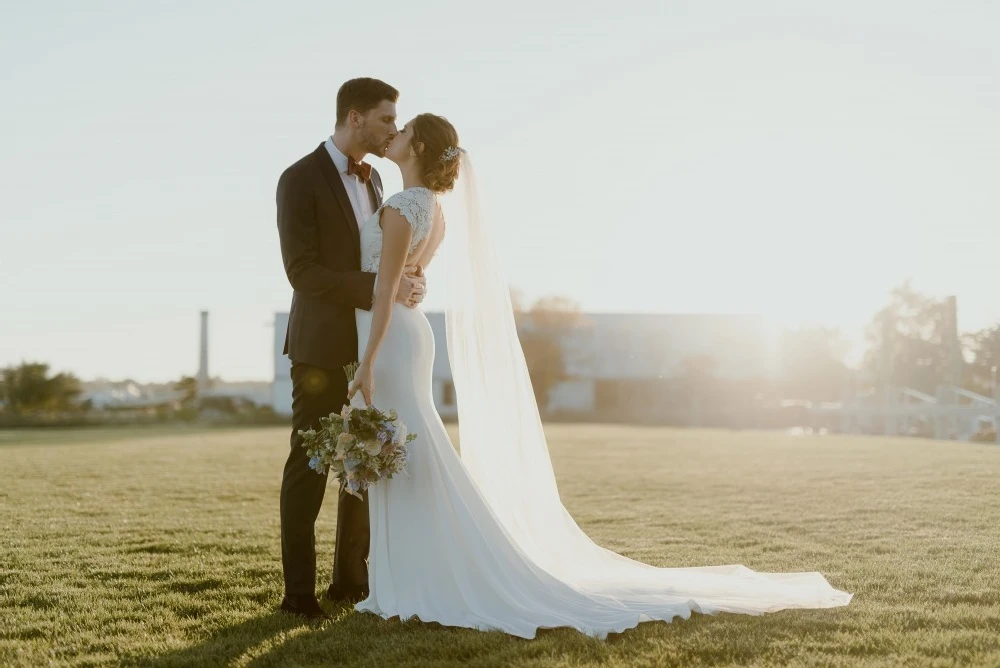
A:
[280, 361, 369, 597]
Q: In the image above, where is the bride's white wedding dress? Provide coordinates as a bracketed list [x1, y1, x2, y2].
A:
[352, 182, 851, 640]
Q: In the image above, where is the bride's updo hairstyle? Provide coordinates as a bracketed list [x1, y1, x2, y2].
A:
[410, 113, 461, 193]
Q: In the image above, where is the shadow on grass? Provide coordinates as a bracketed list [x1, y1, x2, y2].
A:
[126, 599, 614, 668]
[122, 607, 310, 667]
[126, 599, 855, 667]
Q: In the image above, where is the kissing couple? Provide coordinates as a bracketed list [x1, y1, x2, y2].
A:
[275, 77, 851, 638]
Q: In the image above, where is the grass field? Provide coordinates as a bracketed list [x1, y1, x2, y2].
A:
[2, 425, 999, 667]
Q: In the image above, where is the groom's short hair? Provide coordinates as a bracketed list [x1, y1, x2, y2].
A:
[336, 78, 399, 126]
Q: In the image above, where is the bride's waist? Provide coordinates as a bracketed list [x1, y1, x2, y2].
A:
[355, 304, 427, 321]
[355, 305, 432, 347]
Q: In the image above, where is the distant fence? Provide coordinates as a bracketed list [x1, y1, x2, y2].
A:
[809, 384, 1000, 443]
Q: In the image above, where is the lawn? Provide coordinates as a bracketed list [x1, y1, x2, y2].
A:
[2, 425, 999, 667]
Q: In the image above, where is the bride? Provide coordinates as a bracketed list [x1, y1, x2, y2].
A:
[346, 113, 851, 639]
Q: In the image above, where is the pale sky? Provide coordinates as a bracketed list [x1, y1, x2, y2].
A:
[2, 0, 998, 382]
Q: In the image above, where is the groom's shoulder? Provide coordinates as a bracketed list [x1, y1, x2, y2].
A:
[278, 146, 322, 189]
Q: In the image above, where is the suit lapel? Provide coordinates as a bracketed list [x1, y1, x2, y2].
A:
[368, 171, 383, 208]
[313, 144, 361, 259]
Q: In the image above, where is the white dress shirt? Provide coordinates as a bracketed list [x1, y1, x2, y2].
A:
[325, 137, 380, 298]
[324, 137, 375, 228]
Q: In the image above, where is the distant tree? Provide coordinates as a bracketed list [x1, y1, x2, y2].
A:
[174, 376, 199, 406]
[199, 395, 239, 414]
[51, 373, 83, 410]
[861, 281, 955, 393]
[963, 325, 1000, 395]
[0, 362, 82, 413]
[513, 295, 582, 411]
[779, 326, 850, 401]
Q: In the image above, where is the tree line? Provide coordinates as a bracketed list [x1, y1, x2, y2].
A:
[781, 281, 1000, 403]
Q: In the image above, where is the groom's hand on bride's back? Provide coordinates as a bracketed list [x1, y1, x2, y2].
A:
[396, 265, 426, 309]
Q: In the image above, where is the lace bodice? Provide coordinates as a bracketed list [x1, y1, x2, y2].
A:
[360, 187, 436, 272]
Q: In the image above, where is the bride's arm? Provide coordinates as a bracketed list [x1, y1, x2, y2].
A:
[348, 208, 413, 406]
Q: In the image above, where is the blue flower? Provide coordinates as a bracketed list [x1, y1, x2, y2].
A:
[308, 456, 322, 471]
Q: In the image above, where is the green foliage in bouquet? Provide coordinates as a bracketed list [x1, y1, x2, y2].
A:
[298, 363, 417, 498]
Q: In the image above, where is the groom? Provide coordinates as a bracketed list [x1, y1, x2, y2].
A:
[276, 77, 426, 619]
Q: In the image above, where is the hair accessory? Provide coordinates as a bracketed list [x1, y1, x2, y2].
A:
[439, 146, 464, 162]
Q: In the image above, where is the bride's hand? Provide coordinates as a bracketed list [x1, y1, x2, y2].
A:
[347, 363, 375, 407]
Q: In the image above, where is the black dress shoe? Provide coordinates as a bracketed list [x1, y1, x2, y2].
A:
[280, 594, 331, 620]
[324, 583, 368, 604]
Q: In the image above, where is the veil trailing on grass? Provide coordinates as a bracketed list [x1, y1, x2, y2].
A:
[442, 151, 852, 610]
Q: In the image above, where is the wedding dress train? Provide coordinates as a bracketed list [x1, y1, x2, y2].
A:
[351, 183, 851, 639]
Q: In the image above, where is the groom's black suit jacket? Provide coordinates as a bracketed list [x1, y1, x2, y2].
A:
[277, 143, 382, 370]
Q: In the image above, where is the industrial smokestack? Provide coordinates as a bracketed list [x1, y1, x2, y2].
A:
[197, 310, 209, 387]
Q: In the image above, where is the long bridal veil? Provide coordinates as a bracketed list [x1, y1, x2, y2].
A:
[442, 152, 851, 611]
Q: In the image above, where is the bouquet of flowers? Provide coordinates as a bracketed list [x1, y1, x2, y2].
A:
[298, 363, 417, 498]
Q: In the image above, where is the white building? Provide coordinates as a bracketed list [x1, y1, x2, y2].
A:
[272, 311, 780, 419]
[80, 381, 182, 410]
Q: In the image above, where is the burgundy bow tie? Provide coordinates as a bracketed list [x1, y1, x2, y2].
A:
[347, 157, 372, 183]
